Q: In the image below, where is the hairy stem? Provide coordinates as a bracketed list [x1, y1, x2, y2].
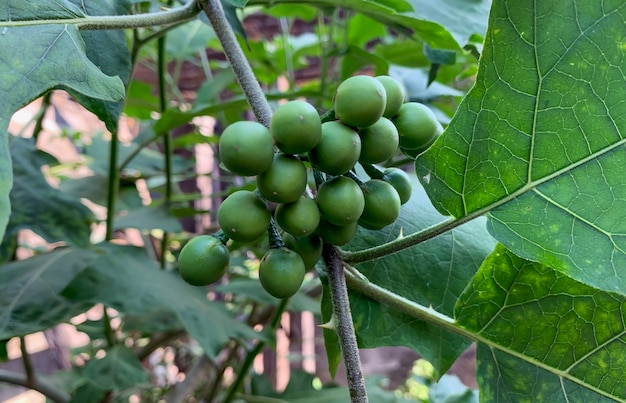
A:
[201, 0, 273, 127]
[0, 1, 200, 30]
[340, 207, 487, 264]
[0, 369, 70, 403]
[323, 244, 368, 403]
[343, 267, 459, 335]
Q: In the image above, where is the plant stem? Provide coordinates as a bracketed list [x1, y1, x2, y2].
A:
[223, 299, 289, 403]
[340, 207, 488, 264]
[201, 0, 273, 127]
[157, 29, 173, 269]
[267, 219, 285, 249]
[20, 92, 52, 140]
[0, 369, 70, 402]
[323, 243, 368, 403]
[19, 337, 35, 387]
[0, 1, 201, 30]
[343, 267, 459, 335]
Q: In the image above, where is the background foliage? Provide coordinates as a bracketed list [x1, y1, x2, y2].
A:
[0, 0, 624, 402]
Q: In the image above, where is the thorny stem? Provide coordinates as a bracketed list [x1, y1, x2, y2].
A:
[323, 243, 368, 403]
[0, 1, 201, 29]
[339, 209, 486, 264]
[201, 0, 273, 128]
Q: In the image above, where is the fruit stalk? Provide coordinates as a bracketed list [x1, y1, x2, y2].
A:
[201, 0, 273, 127]
[322, 243, 368, 403]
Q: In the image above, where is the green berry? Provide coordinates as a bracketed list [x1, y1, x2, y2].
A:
[178, 235, 229, 286]
[270, 100, 322, 154]
[275, 196, 320, 237]
[376, 75, 405, 118]
[257, 154, 307, 203]
[259, 248, 306, 299]
[358, 179, 401, 230]
[219, 121, 275, 176]
[217, 190, 270, 243]
[334, 75, 387, 128]
[358, 117, 399, 164]
[316, 176, 365, 226]
[308, 121, 361, 176]
[382, 167, 412, 205]
[392, 102, 440, 150]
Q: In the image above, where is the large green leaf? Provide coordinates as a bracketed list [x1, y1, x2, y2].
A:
[0, 247, 99, 338]
[63, 243, 259, 359]
[0, 7, 125, 243]
[0, 24, 124, 116]
[67, 0, 133, 132]
[2, 137, 95, 252]
[325, 180, 497, 378]
[456, 244, 626, 402]
[415, 0, 626, 295]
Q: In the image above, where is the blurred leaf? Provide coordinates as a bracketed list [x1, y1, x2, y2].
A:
[63, 243, 259, 358]
[194, 68, 237, 106]
[339, 45, 389, 81]
[402, 0, 492, 49]
[215, 279, 320, 315]
[347, 14, 387, 48]
[84, 133, 191, 178]
[260, 0, 490, 49]
[113, 204, 183, 232]
[457, 245, 626, 401]
[122, 310, 181, 335]
[124, 81, 160, 119]
[391, 66, 463, 101]
[224, 0, 248, 8]
[415, 0, 626, 295]
[324, 179, 497, 378]
[166, 19, 216, 60]
[0, 248, 98, 338]
[424, 44, 456, 66]
[74, 319, 109, 340]
[265, 4, 318, 21]
[429, 374, 478, 403]
[4, 137, 94, 249]
[374, 40, 430, 67]
[60, 174, 143, 211]
[84, 346, 148, 390]
[69, 346, 148, 403]
[67, 0, 133, 131]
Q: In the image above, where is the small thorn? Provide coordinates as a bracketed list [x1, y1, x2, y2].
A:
[319, 315, 337, 331]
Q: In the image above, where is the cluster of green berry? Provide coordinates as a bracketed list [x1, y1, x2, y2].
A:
[177, 75, 442, 299]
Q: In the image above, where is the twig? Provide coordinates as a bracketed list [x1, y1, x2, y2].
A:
[0, 369, 70, 403]
[19, 337, 35, 387]
[323, 243, 368, 402]
[0, 1, 201, 30]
